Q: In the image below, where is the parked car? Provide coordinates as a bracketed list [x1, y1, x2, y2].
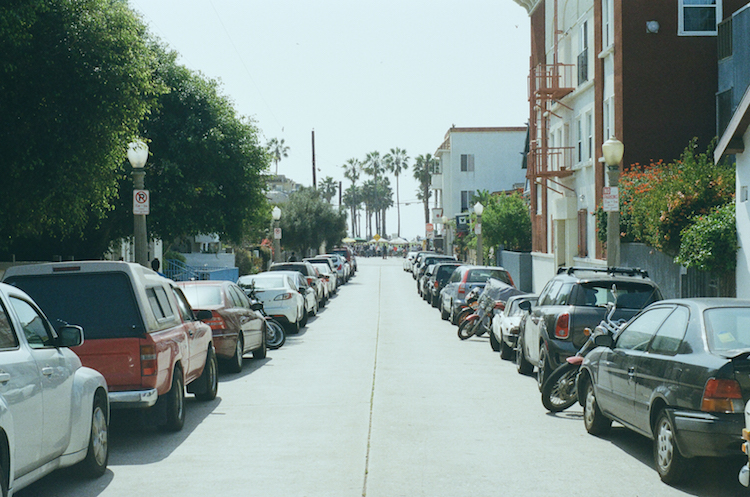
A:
[237, 272, 306, 333]
[320, 254, 348, 284]
[404, 251, 419, 272]
[425, 262, 462, 308]
[178, 280, 267, 373]
[305, 259, 338, 296]
[578, 298, 750, 484]
[0, 282, 109, 494]
[270, 262, 326, 306]
[268, 270, 318, 321]
[490, 294, 537, 360]
[516, 266, 662, 389]
[411, 251, 436, 279]
[414, 254, 456, 284]
[4, 261, 218, 432]
[331, 246, 357, 273]
[439, 265, 514, 324]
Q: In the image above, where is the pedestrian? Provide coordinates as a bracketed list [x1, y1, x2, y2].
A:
[151, 258, 166, 277]
[289, 251, 298, 262]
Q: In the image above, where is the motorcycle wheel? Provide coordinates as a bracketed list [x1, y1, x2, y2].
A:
[541, 363, 579, 412]
[456, 308, 473, 327]
[457, 318, 475, 340]
[266, 319, 286, 349]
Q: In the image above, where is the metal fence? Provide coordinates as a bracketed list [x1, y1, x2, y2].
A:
[165, 259, 239, 282]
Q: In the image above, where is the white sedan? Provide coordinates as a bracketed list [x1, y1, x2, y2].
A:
[0, 282, 109, 495]
[238, 272, 307, 332]
[490, 294, 536, 360]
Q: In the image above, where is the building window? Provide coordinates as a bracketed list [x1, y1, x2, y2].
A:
[431, 159, 442, 175]
[602, 0, 614, 48]
[577, 209, 588, 257]
[460, 154, 475, 172]
[679, 0, 721, 36]
[603, 98, 613, 141]
[460, 190, 474, 212]
[578, 21, 589, 85]
[586, 113, 593, 160]
[576, 118, 583, 163]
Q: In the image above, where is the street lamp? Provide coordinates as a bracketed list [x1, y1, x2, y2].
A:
[602, 137, 624, 267]
[442, 215, 451, 256]
[474, 201, 484, 266]
[127, 140, 149, 267]
[272, 206, 282, 263]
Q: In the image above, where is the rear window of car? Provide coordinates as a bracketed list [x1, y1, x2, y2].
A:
[576, 282, 661, 309]
[180, 285, 223, 308]
[467, 269, 511, 285]
[5, 272, 145, 339]
[241, 276, 285, 290]
[704, 307, 750, 352]
[271, 264, 309, 275]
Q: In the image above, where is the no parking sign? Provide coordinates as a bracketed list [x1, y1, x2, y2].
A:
[133, 189, 150, 215]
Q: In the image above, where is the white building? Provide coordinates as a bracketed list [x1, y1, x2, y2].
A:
[431, 127, 527, 222]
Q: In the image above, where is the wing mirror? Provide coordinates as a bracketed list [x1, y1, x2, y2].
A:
[57, 324, 84, 348]
[593, 334, 614, 348]
[518, 300, 531, 311]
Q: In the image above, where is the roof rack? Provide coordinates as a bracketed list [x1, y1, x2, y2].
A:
[556, 266, 650, 279]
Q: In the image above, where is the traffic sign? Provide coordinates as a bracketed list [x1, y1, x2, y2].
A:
[274, 227, 282, 240]
[603, 187, 619, 212]
[133, 189, 150, 215]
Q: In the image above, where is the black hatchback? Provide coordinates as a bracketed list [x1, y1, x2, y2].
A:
[578, 298, 750, 484]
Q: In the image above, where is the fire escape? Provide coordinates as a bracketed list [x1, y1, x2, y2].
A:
[527, 0, 576, 252]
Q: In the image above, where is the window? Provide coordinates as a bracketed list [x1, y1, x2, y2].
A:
[147, 286, 175, 320]
[578, 21, 589, 85]
[539, 281, 563, 306]
[586, 113, 593, 160]
[616, 307, 673, 351]
[679, 0, 721, 36]
[10, 297, 53, 348]
[602, 0, 614, 48]
[650, 307, 689, 355]
[460, 154, 475, 172]
[576, 118, 583, 163]
[431, 159, 442, 175]
[577, 209, 588, 257]
[704, 307, 750, 351]
[460, 190, 474, 212]
[603, 98, 613, 141]
[173, 287, 196, 322]
[0, 303, 18, 349]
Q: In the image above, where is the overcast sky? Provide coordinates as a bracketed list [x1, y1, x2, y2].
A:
[131, 0, 531, 240]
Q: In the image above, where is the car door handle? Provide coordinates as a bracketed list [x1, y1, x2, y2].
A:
[42, 367, 54, 377]
[0, 372, 10, 384]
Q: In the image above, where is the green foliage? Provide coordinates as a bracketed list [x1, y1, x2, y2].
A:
[319, 176, 338, 203]
[164, 250, 186, 263]
[675, 203, 737, 274]
[413, 154, 436, 224]
[280, 187, 347, 254]
[0, 0, 163, 253]
[482, 193, 532, 252]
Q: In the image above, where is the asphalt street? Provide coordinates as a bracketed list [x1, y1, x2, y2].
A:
[19, 257, 747, 496]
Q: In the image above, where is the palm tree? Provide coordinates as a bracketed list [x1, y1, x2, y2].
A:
[342, 184, 361, 237]
[384, 147, 409, 237]
[319, 176, 338, 204]
[342, 158, 362, 235]
[413, 154, 437, 224]
[267, 137, 290, 175]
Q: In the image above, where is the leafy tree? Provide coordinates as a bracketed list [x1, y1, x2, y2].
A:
[319, 176, 338, 204]
[342, 158, 362, 236]
[675, 202, 737, 274]
[0, 0, 163, 257]
[266, 137, 289, 175]
[280, 187, 347, 253]
[141, 49, 270, 246]
[482, 193, 532, 252]
[363, 151, 388, 235]
[384, 147, 409, 237]
[413, 154, 436, 224]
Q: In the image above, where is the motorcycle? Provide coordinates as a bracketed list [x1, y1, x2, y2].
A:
[458, 279, 525, 340]
[540, 301, 624, 412]
[245, 284, 286, 350]
[454, 286, 482, 328]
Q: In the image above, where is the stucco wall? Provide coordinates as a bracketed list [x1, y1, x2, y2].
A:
[737, 125, 750, 298]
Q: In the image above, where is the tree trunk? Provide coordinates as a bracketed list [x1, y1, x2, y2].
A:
[396, 175, 401, 237]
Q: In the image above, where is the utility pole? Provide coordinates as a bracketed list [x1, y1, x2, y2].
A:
[311, 129, 316, 188]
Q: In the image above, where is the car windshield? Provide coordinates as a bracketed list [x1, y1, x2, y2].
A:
[271, 264, 308, 275]
[578, 282, 660, 309]
[180, 285, 223, 307]
[311, 264, 331, 274]
[704, 307, 750, 352]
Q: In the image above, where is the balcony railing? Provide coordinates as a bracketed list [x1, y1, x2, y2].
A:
[530, 63, 576, 99]
[529, 145, 574, 178]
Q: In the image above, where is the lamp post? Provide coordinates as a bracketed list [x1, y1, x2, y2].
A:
[474, 201, 484, 265]
[602, 137, 624, 267]
[272, 206, 282, 263]
[442, 215, 451, 256]
[127, 140, 149, 267]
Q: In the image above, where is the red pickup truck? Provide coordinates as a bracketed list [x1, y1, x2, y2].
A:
[4, 261, 218, 431]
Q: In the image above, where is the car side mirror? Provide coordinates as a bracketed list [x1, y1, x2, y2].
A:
[593, 334, 614, 348]
[57, 324, 83, 348]
[195, 309, 213, 321]
[518, 300, 531, 311]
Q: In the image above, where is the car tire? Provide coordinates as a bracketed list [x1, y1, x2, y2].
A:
[195, 347, 218, 401]
[515, 336, 534, 375]
[300, 306, 309, 327]
[79, 391, 109, 477]
[440, 300, 450, 320]
[226, 334, 244, 373]
[431, 294, 439, 308]
[458, 319, 474, 340]
[489, 331, 501, 352]
[654, 409, 691, 484]
[537, 347, 549, 392]
[500, 339, 514, 361]
[582, 377, 611, 436]
[252, 330, 267, 360]
[161, 368, 185, 432]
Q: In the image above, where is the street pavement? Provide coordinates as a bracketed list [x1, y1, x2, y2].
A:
[19, 257, 747, 496]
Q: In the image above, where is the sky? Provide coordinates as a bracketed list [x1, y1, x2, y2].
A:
[130, 0, 532, 241]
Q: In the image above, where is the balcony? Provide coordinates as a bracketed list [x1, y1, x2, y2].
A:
[529, 145, 574, 178]
[530, 63, 576, 100]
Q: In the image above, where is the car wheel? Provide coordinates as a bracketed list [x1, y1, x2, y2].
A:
[0, 458, 6, 497]
[537, 347, 549, 392]
[515, 336, 534, 375]
[440, 300, 450, 320]
[195, 347, 218, 401]
[489, 331, 501, 352]
[654, 410, 691, 484]
[79, 391, 108, 477]
[300, 306, 309, 327]
[500, 339, 514, 360]
[252, 329, 267, 360]
[226, 334, 244, 373]
[431, 294, 439, 308]
[582, 377, 611, 435]
[161, 368, 185, 432]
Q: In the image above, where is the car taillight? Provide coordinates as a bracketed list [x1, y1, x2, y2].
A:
[140, 344, 157, 376]
[204, 311, 227, 330]
[554, 313, 570, 339]
[306, 276, 315, 285]
[275, 292, 293, 301]
[458, 283, 466, 297]
[494, 301, 506, 310]
[701, 378, 743, 413]
[434, 281, 439, 289]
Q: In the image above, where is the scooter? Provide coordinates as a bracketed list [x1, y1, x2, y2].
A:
[540, 301, 624, 412]
[245, 284, 286, 350]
